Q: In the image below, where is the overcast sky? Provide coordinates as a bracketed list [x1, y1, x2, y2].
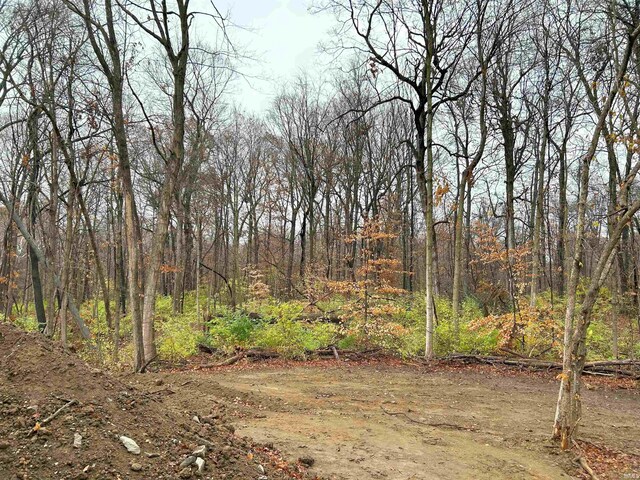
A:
[212, 0, 336, 113]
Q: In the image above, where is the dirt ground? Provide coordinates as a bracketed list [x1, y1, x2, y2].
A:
[0, 323, 313, 480]
[135, 361, 640, 480]
[2, 322, 638, 480]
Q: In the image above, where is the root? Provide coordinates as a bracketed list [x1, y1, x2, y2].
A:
[575, 456, 600, 480]
[573, 440, 600, 480]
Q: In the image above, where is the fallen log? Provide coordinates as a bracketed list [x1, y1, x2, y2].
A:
[196, 349, 279, 368]
[295, 312, 343, 324]
[312, 347, 382, 359]
[230, 311, 343, 325]
[197, 343, 216, 355]
[195, 346, 386, 369]
[585, 359, 640, 367]
[446, 354, 640, 379]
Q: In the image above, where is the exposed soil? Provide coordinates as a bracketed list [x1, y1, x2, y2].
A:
[0, 323, 313, 480]
[2, 323, 638, 480]
[135, 359, 640, 480]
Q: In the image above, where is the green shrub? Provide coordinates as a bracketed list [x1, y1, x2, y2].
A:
[205, 310, 260, 351]
[246, 303, 339, 358]
[306, 322, 340, 350]
[157, 310, 200, 361]
[13, 312, 39, 332]
[337, 334, 357, 350]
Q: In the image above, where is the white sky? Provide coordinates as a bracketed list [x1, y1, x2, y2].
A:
[212, 0, 337, 113]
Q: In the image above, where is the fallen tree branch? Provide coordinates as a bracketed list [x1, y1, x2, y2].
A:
[196, 349, 280, 368]
[41, 399, 78, 426]
[215, 351, 246, 367]
[194, 346, 387, 369]
[446, 354, 640, 378]
[29, 399, 78, 435]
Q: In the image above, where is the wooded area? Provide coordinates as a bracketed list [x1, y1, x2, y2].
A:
[1, 0, 639, 459]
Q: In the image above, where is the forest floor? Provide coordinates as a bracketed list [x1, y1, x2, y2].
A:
[133, 358, 640, 480]
[0, 323, 316, 480]
[1, 322, 638, 480]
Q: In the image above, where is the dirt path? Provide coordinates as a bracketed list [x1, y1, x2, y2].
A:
[135, 363, 640, 480]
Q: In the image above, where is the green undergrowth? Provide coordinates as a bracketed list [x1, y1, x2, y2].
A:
[5, 287, 637, 367]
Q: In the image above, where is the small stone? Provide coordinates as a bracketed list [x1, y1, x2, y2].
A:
[73, 433, 82, 449]
[119, 436, 140, 455]
[0, 440, 10, 450]
[130, 462, 142, 472]
[192, 445, 206, 458]
[179, 455, 196, 468]
[258, 476, 268, 480]
[145, 452, 160, 458]
[178, 468, 192, 479]
[195, 457, 205, 473]
[192, 416, 200, 424]
[221, 445, 232, 456]
[38, 427, 50, 436]
[258, 464, 265, 473]
[154, 379, 164, 386]
[299, 456, 315, 467]
[201, 416, 214, 425]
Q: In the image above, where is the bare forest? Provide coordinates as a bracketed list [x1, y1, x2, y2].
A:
[0, 0, 639, 479]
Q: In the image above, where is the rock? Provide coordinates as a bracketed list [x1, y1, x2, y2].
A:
[144, 452, 160, 458]
[192, 445, 206, 458]
[119, 436, 140, 455]
[221, 445, 232, 457]
[130, 463, 142, 472]
[258, 476, 268, 480]
[192, 415, 200, 423]
[178, 468, 192, 479]
[258, 464, 265, 473]
[179, 455, 196, 468]
[299, 456, 315, 467]
[201, 415, 215, 425]
[73, 433, 82, 449]
[195, 457, 205, 473]
[0, 440, 10, 450]
[154, 379, 163, 386]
